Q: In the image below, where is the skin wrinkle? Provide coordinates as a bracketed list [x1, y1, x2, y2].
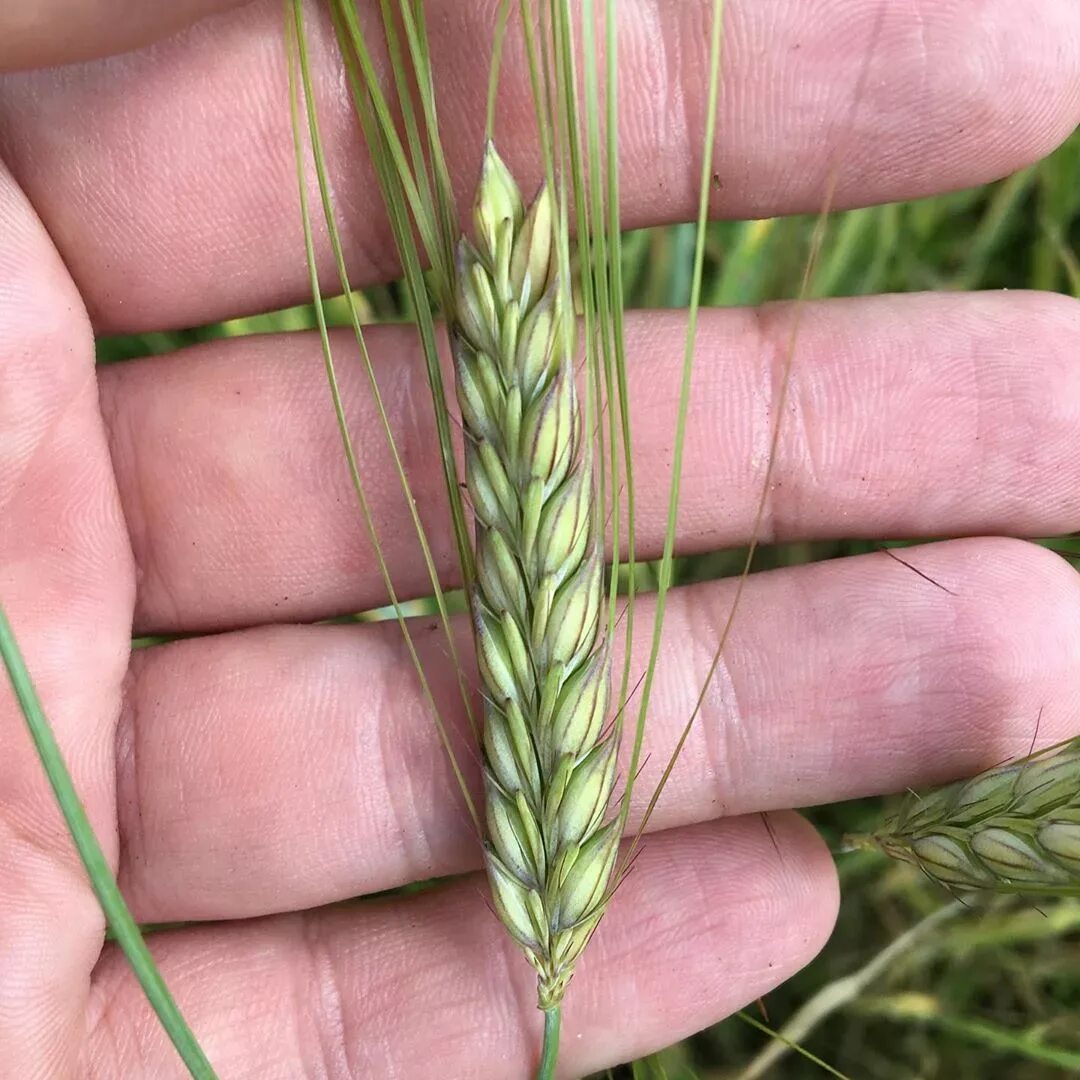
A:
[374, 624, 441, 881]
[392, 619, 485, 880]
[298, 916, 352, 1080]
[112, 665, 147, 906]
[967, 323, 994, 504]
[82, 977, 145, 1080]
[754, 313, 874, 539]
[683, 582, 743, 823]
[637, 835, 721, 963]
[905, 0, 936, 145]
[357, 885, 533, 1079]
[98, 376, 176, 624]
[746, 299, 788, 544]
[486, 910, 541, 1080]
[326, 912, 397, 1080]
[873, 541, 1054, 766]
[779, 364, 824, 519]
[0, 154, 136, 1076]
[749, 556, 827, 800]
[0, 290, 94, 526]
[866, 556, 976, 716]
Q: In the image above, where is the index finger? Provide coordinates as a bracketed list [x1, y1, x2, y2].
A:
[1, 0, 1077, 332]
[0, 0, 244, 71]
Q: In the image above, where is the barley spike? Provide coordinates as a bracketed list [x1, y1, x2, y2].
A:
[864, 735, 1080, 895]
[453, 144, 617, 1009]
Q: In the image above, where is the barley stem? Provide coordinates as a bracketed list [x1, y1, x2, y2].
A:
[536, 1007, 561, 1080]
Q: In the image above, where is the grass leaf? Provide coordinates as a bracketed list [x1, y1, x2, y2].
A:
[0, 604, 217, 1079]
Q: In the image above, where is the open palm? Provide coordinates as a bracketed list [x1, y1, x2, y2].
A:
[3, 2, 1080, 1076]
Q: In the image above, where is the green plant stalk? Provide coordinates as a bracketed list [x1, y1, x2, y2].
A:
[735, 1011, 852, 1080]
[537, 1006, 561, 1080]
[0, 605, 216, 1079]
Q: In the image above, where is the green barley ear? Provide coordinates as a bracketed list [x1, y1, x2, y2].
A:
[857, 736, 1080, 895]
[454, 142, 616, 1012]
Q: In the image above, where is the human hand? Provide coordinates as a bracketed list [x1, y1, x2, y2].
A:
[2, 2, 1080, 1076]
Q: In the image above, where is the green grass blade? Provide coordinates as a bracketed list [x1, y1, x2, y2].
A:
[955, 166, 1037, 290]
[0, 605, 217, 1079]
[735, 1011, 853, 1079]
[811, 206, 874, 298]
[859, 202, 900, 296]
[664, 223, 697, 306]
[859, 994, 1080, 1070]
[709, 219, 777, 306]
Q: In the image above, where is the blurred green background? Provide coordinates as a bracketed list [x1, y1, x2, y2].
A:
[98, 127, 1080, 1079]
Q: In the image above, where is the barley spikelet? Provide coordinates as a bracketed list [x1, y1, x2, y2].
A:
[452, 144, 617, 1009]
[864, 736, 1080, 895]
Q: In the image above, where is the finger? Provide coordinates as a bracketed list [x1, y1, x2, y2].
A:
[98, 290, 1080, 634]
[2, 0, 1078, 331]
[0, 167, 132, 1070]
[87, 814, 837, 1079]
[114, 537, 1080, 923]
[0, 1, 244, 71]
